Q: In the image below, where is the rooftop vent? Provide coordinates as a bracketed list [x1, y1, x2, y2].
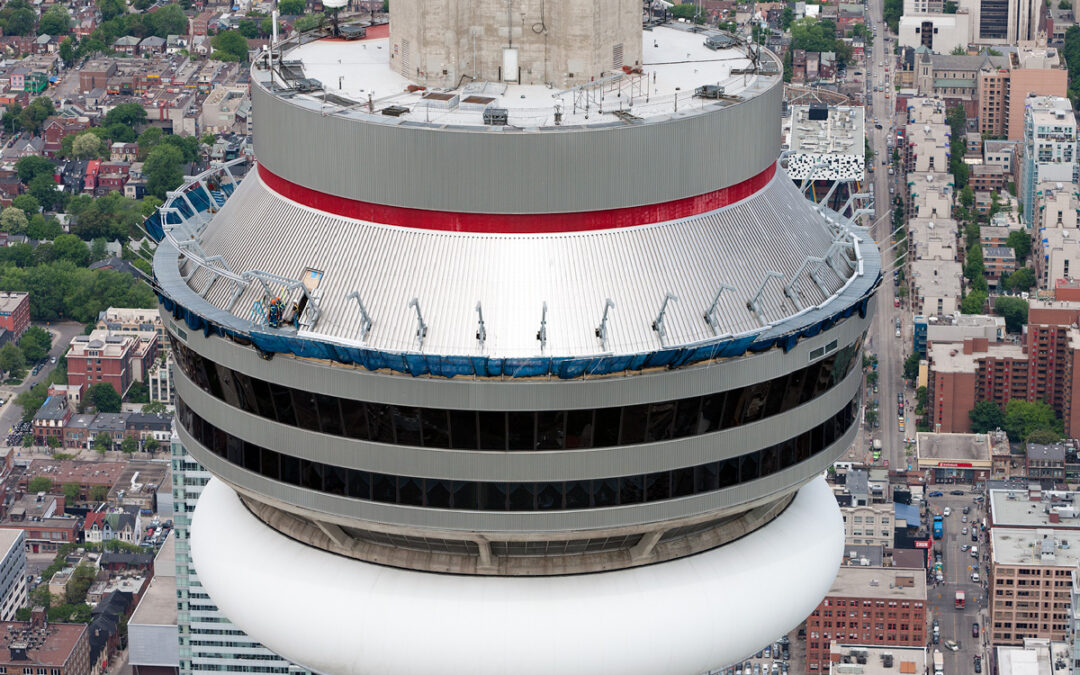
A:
[694, 84, 726, 99]
[483, 108, 509, 126]
[381, 105, 410, 117]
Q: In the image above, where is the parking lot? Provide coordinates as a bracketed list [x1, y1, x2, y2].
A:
[714, 635, 793, 675]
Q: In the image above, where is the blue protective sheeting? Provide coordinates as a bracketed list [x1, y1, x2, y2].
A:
[160, 275, 878, 380]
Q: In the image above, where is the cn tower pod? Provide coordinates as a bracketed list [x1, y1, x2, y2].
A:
[154, 2, 881, 673]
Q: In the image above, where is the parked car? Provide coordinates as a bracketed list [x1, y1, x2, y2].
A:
[974, 656, 982, 673]
[929, 491, 943, 497]
[972, 622, 980, 638]
[943, 507, 951, 516]
[950, 490, 965, 495]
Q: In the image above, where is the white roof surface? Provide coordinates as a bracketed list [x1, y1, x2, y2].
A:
[265, 26, 775, 129]
[190, 476, 845, 675]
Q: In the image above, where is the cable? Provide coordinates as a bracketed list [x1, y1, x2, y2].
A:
[532, 0, 546, 33]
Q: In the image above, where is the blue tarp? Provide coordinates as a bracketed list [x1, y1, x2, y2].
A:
[894, 502, 921, 528]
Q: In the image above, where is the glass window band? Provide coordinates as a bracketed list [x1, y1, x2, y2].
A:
[177, 394, 858, 512]
[171, 334, 862, 452]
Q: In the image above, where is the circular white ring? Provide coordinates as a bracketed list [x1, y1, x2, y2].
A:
[191, 476, 843, 675]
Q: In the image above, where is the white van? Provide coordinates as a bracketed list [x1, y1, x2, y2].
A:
[972, 571, 980, 582]
[971, 545, 978, 558]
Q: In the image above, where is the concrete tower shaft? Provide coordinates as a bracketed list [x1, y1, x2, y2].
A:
[388, 0, 643, 88]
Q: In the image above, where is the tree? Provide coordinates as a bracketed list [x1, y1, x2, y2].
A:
[137, 126, 163, 159]
[28, 174, 66, 212]
[90, 485, 109, 502]
[104, 103, 147, 129]
[903, 352, 921, 381]
[1027, 428, 1063, 445]
[0, 343, 26, 378]
[142, 400, 167, 414]
[19, 98, 55, 135]
[951, 44, 967, 55]
[1006, 230, 1031, 263]
[59, 37, 76, 66]
[98, 0, 127, 21]
[961, 290, 988, 314]
[211, 30, 249, 61]
[11, 194, 39, 215]
[1006, 267, 1036, 293]
[1003, 399, 1064, 441]
[0, 1, 36, 36]
[994, 296, 1029, 332]
[144, 437, 160, 453]
[38, 5, 71, 35]
[27, 476, 52, 493]
[72, 133, 103, 160]
[26, 215, 62, 241]
[278, 0, 305, 13]
[93, 432, 113, 455]
[670, 3, 704, 22]
[2, 104, 23, 134]
[51, 234, 91, 267]
[969, 400, 1005, 433]
[144, 145, 185, 199]
[145, 3, 188, 36]
[62, 483, 80, 503]
[781, 6, 794, 28]
[18, 326, 51, 363]
[87, 383, 122, 413]
[916, 386, 928, 410]
[15, 156, 55, 184]
[1061, 0, 1073, 8]
[21, 435, 33, 448]
[1, 208, 28, 234]
[121, 436, 138, 454]
[959, 184, 975, 209]
[15, 382, 48, 421]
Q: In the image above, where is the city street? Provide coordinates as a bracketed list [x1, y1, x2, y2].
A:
[862, 0, 909, 473]
[0, 321, 85, 443]
[926, 492, 990, 674]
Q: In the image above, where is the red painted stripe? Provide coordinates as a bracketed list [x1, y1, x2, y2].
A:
[258, 161, 778, 233]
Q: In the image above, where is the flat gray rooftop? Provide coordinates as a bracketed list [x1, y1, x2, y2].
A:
[917, 432, 991, 461]
[129, 574, 176, 626]
[991, 528, 1080, 566]
[990, 490, 1080, 529]
[827, 566, 926, 600]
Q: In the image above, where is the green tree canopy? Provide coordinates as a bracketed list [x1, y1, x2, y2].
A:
[11, 194, 39, 215]
[38, 5, 71, 35]
[93, 433, 113, 455]
[104, 103, 147, 129]
[90, 485, 108, 500]
[121, 436, 138, 454]
[62, 483, 80, 502]
[1003, 399, 1063, 442]
[1, 208, 28, 235]
[144, 144, 185, 199]
[28, 174, 67, 212]
[1006, 230, 1031, 263]
[278, 0, 305, 14]
[1006, 267, 1036, 293]
[59, 37, 76, 66]
[903, 352, 921, 381]
[961, 290, 987, 314]
[211, 30, 249, 61]
[72, 133, 103, 160]
[87, 383, 122, 413]
[1027, 428, 1064, 445]
[51, 234, 91, 267]
[27, 477, 52, 493]
[142, 400, 167, 414]
[18, 326, 51, 363]
[15, 155, 55, 184]
[969, 400, 1004, 433]
[0, 343, 26, 378]
[15, 382, 48, 421]
[994, 296, 1029, 332]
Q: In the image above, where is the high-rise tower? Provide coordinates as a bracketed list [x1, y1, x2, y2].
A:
[151, 5, 880, 673]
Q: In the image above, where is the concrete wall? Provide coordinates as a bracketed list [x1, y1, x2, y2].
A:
[250, 76, 782, 215]
[389, 0, 642, 88]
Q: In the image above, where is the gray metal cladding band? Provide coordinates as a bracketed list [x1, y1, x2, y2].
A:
[165, 308, 871, 411]
[173, 360, 862, 481]
[178, 418, 857, 534]
[250, 79, 782, 214]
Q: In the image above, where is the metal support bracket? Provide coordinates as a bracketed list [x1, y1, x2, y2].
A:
[747, 271, 785, 326]
[408, 297, 427, 349]
[704, 283, 737, 335]
[345, 291, 373, 342]
[651, 292, 678, 345]
[537, 302, 548, 352]
[594, 298, 615, 351]
[475, 301, 487, 346]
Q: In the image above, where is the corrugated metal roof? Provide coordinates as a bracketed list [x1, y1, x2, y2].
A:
[174, 168, 862, 359]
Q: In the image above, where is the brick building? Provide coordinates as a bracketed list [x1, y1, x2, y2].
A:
[0, 292, 30, 340]
[66, 328, 158, 397]
[990, 528, 1079, 645]
[0, 613, 90, 675]
[32, 395, 72, 446]
[805, 567, 926, 671]
[927, 300, 1080, 435]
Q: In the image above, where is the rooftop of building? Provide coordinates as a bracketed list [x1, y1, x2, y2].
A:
[910, 259, 963, 298]
[95, 307, 163, 327]
[916, 432, 991, 461]
[828, 644, 926, 675]
[842, 544, 885, 567]
[787, 104, 866, 155]
[995, 638, 1072, 675]
[33, 396, 68, 422]
[0, 530, 23, 557]
[991, 527, 1080, 566]
[23, 460, 125, 486]
[262, 25, 778, 130]
[128, 573, 175, 627]
[0, 291, 27, 314]
[1028, 442, 1068, 462]
[68, 329, 134, 357]
[0, 621, 86, 667]
[990, 487, 1080, 529]
[927, 339, 1025, 373]
[825, 566, 926, 600]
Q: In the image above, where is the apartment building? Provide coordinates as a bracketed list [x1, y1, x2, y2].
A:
[805, 567, 927, 671]
[841, 503, 895, 548]
[0, 530, 26, 622]
[66, 329, 158, 396]
[1022, 96, 1077, 227]
[990, 528, 1078, 645]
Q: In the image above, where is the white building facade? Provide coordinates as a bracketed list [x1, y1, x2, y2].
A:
[0, 530, 27, 621]
[1023, 96, 1078, 226]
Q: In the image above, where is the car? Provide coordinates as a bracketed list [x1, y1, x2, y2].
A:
[944, 640, 960, 652]
[744, 662, 752, 675]
[929, 491, 943, 497]
[932, 631, 940, 644]
[962, 506, 970, 514]
[972, 622, 980, 638]
[962, 527, 968, 535]
[974, 656, 982, 674]
[950, 490, 965, 495]
[972, 572, 980, 582]
[754, 664, 761, 675]
[875, 123, 883, 129]
[771, 664, 780, 675]
[943, 507, 951, 516]
[972, 531, 978, 542]
[961, 543, 969, 551]
[962, 515, 968, 523]
[764, 646, 771, 658]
